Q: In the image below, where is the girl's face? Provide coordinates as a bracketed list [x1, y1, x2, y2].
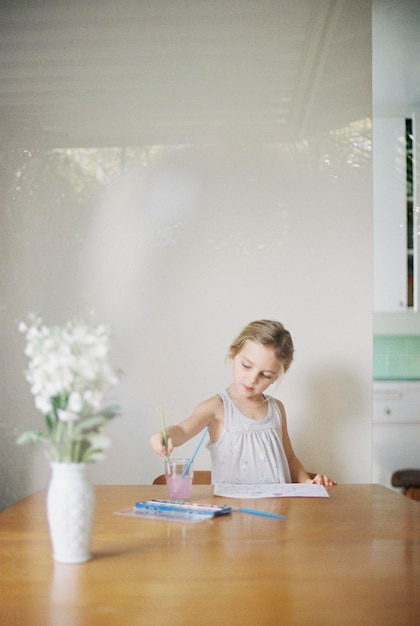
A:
[231, 340, 282, 399]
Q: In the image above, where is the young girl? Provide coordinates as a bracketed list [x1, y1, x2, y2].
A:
[150, 319, 336, 486]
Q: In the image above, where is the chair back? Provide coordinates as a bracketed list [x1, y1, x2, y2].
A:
[153, 470, 316, 485]
[391, 469, 420, 501]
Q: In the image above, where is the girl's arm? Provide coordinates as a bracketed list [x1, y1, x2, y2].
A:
[149, 395, 222, 457]
[277, 400, 336, 486]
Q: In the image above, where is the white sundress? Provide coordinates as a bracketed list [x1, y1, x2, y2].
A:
[207, 390, 292, 484]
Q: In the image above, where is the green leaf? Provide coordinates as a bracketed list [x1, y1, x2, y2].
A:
[51, 393, 69, 411]
[85, 433, 111, 449]
[45, 411, 58, 435]
[84, 450, 107, 462]
[74, 415, 107, 434]
[16, 431, 47, 446]
[100, 404, 120, 420]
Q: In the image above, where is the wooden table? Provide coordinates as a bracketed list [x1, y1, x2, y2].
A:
[1, 484, 419, 625]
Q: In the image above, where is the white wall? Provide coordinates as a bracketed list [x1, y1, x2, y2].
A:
[0, 3, 373, 509]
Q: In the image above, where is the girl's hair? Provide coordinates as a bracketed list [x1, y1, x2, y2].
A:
[228, 319, 294, 372]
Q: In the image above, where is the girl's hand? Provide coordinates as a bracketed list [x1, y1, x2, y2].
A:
[309, 474, 337, 487]
[149, 432, 173, 457]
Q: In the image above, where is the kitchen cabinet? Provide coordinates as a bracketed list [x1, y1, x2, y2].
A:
[373, 381, 420, 490]
[373, 116, 409, 311]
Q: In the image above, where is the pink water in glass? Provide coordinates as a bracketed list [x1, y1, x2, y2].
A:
[166, 475, 193, 500]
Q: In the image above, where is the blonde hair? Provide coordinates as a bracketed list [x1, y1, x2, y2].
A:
[228, 319, 294, 372]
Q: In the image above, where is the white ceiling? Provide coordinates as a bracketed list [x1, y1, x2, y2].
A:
[0, 1, 372, 147]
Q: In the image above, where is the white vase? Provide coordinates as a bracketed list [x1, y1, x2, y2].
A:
[47, 462, 95, 563]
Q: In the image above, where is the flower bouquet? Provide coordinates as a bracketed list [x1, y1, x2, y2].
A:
[17, 314, 121, 462]
[16, 314, 122, 563]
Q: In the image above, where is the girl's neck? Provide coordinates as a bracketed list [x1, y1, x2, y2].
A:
[227, 386, 268, 408]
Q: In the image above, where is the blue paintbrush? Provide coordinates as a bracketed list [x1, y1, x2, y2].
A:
[181, 427, 209, 478]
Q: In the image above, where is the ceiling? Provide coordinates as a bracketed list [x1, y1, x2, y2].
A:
[0, 0, 371, 148]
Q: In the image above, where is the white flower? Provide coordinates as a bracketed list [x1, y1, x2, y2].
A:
[68, 392, 83, 413]
[83, 389, 103, 412]
[35, 395, 52, 414]
[58, 409, 80, 422]
[17, 315, 121, 463]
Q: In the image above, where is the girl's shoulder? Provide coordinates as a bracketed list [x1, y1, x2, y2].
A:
[271, 397, 286, 418]
[194, 394, 224, 418]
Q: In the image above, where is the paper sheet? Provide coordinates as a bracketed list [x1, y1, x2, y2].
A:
[213, 483, 329, 498]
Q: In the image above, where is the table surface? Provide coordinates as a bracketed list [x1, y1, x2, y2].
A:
[1, 484, 419, 626]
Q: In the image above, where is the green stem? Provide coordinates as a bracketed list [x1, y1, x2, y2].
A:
[73, 424, 82, 462]
[67, 421, 74, 462]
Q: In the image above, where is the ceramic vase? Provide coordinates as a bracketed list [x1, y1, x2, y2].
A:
[47, 462, 95, 563]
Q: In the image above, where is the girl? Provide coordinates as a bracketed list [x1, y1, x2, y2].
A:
[150, 319, 336, 486]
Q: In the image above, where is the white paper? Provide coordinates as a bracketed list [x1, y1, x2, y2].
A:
[213, 483, 329, 498]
